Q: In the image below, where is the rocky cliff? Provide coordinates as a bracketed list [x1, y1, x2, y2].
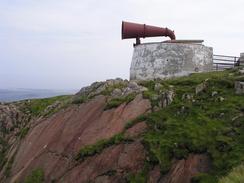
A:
[0, 68, 244, 183]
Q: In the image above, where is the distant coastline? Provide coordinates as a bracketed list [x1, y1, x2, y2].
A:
[0, 88, 78, 102]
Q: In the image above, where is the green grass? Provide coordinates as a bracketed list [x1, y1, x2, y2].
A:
[127, 163, 150, 183]
[18, 127, 30, 139]
[100, 83, 127, 96]
[128, 171, 147, 183]
[142, 90, 159, 108]
[104, 93, 136, 110]
[140, 80, 173, 108]
[124, 115, 147, 130]
[71, 95, 88, 104]
[191, 173, 217, 183]
[72, 82, 128, 105]
[139, 69, 244, 179]
[219, 164, 244, 183]
[24, 168, 45, 183]
[76, 133, 127, 161]
[24, 95, 72, 116]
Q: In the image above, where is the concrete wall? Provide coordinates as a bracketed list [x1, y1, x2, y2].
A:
[240, 53, 244, 66]
[130, 42, 213, 80]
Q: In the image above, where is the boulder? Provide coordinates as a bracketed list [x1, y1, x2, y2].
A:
[195, 81, 208, 95]
[154, 83, 163, 92]
[159, 90, 175, 108]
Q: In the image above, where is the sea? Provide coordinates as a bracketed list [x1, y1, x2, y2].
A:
[0, 88, 78, 102]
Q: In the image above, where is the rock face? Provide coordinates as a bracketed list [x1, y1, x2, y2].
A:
[0, 103, 28, 137]
[8, 94, 151, 183]
[0, 76, 223, 183]
[147, 154, 211, 183]
[61, 140, 146, 183]
[159, 154, 211, 183]
[130, 42, 213, 80]
[0, 103, 31, 182]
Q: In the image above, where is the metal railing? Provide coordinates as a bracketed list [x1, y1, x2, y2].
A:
[213, 54, 240, 71]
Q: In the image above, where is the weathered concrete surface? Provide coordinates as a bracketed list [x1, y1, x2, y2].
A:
[130, 42, 213, 80]
[240, 53, 244, 66]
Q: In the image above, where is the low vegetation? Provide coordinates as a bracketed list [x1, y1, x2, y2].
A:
[191, 173, 217, 183]
[128, 171, 147, 183]
[104, 93, 136, 110]
[71, 95, 87, 104]
[23, 95, 72, 117]
[138, 69, 244, 181]
[24, 168, 45, 183]
[219, 164, 244, 183]
[18, 127, 30, 139]
[76, 133, 127, 161]
[127, 164, 149, 183]
[100, 82, 127, 96]
[72, 81, 128, 105]
[124, 114, 147, 130]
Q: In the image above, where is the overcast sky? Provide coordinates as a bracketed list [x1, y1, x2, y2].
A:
[1, 0, 244, 90]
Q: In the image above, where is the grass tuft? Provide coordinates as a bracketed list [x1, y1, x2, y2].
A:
[24, 168, 45, 183]
[76, 133, 128, 161]
[219, 164, 244, 183]
[23, 95, 72, 117]
[18, 127, 30, 139]
[104, 94, 136, 110]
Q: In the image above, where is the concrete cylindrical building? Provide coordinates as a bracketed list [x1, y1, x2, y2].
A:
[130, 42, 213, 80]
